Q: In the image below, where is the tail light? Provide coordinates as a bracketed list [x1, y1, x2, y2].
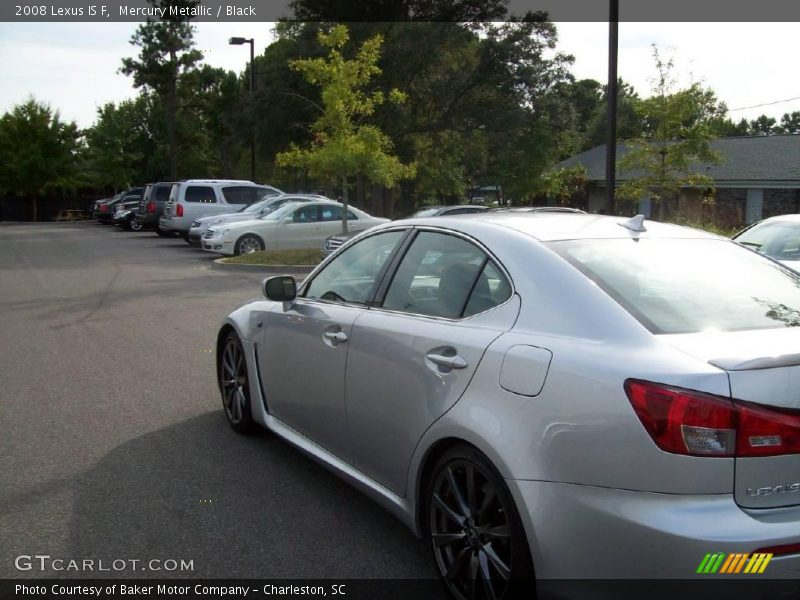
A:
[146, 201, 156, 213]
[176, 204, 184, 217]
[99, 204, 109, 213]
[624, 380, 800, 457]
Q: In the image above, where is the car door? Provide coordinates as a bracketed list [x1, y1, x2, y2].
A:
[344, 229, 519, 496]
[257, 229, 408, 461]
[275, 204, 325, 249]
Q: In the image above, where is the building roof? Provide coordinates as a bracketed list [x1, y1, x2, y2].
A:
[557, 134, 800, 188]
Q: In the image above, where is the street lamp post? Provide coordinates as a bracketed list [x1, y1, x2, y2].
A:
[229, 36, 256, 182]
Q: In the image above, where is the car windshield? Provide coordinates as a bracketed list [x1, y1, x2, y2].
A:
[240, 198, 273, 213]
[260, 203, 298, 221]
[411, 208, 440, 218]
[550, 238, 800, 334]
[735, 220, 800, 262]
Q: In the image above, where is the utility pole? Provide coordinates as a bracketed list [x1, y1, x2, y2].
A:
[605, 0, 619, 215]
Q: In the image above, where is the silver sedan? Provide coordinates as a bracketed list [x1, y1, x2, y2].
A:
[217, 212, 800, 596]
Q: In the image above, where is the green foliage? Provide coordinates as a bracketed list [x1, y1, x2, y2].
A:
[0, 99, 84, 220]
[276, 25, 415, 198]
[617, 47, 724, 210]
[537, 165, 587, 205]
[120, 0, 203, 179]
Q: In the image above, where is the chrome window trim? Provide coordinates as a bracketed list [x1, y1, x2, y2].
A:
[298, 226, 414, 309]
[298, 224, 516, 323]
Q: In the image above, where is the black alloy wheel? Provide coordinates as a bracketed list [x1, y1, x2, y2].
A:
[218, 332, 255, 433]
[427, 446, 534, 600]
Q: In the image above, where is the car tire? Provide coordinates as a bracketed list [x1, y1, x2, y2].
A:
[130, 219, 143, 232]
[218, 331, 256, 434]
[155, 226, 170, 237]
[425, 445, 534, 600]
[234, 234, 265, 256]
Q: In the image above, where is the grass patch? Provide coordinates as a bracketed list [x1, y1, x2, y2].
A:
[222, 248, 321, 266]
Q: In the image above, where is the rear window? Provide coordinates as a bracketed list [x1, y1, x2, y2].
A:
[184, 186, 216, 203]
[157, 185, 173, 202]
[736, 220, 800, 262]
[222, 186, 264, 206]
[551, 238, 800, 334]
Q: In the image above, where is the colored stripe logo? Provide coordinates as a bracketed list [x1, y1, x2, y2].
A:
[697, 552, 772, 574]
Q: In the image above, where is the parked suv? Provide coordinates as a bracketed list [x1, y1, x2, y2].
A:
[159, 180, 281, 238]
[134, 182, 176, 236]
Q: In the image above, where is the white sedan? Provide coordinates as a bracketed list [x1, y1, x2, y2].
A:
[202, 201, 389, 256]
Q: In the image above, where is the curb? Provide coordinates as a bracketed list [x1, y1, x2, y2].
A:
[211, 257, 317, 274]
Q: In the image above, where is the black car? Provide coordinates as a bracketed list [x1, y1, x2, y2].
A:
[112, 198, 145, 231]
[94, 187, 144, 223]
[134, 181, 175, 235]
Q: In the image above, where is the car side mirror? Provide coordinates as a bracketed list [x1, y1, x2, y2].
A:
[282, 216, 294, 224]
[263, 276, 297, 306]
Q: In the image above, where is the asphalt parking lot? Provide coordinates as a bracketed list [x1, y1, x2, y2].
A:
[0, 222, 433, 580]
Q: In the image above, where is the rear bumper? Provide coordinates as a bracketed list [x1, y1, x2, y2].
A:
[158, 216, 177, 232]
[134, 212, 158, 226]
[159, 215, 189, 234]
[509, 480, 800, 579]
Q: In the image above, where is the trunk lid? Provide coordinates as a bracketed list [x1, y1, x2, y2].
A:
[661, 328, 800, 509]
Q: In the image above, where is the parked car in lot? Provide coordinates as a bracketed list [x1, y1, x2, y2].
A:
[159, 180, 281, 238]
[321, 204, 488, 258]
[134, 181, 176, 235]
[203, 201, 388, 256]
[93, 187, 143, 223]
[187, 193, 329, 246]
[489, 206, 586, 214]
[217, 212, 800, 593]
[408, 205, 489, 218]
[733, 213, 800, 272]
[112, 198, 145, 231]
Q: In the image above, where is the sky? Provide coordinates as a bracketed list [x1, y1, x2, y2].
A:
[0, 21, 798, 129]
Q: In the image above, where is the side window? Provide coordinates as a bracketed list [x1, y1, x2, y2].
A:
[319, 205, 357, 222]
[292, 205, 320, 223]
[305, 231, 405, 305]
[382, 232, 511, 318]
[184, 186, 216, 203]
[222, 186, 261, 206]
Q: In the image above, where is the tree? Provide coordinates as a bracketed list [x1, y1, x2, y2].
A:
[779, 111, 800, 134]
[85, 98, 151, 190]
[276, 25, 415, 232]
[0, 99, 83, 221]
[616, 47, 724, 219]
[749, 114, 778, 136]
[120, 0, 202, 179]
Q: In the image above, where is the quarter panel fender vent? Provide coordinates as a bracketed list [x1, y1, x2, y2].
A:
[499, 344, 553, 397]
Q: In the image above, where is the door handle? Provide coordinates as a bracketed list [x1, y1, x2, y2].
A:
[323, 330, 348, 344]
[426, 352, 468, 370]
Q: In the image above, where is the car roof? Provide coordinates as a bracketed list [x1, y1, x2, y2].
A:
[754, 214, 800, 224]
[393, 212, 723, 242]
[177, 179, 255, 185]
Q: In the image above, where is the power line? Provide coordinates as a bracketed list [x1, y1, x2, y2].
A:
[728, 95, 800, 112]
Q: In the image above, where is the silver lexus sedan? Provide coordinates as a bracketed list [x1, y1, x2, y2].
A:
[216, 212, 800, 597]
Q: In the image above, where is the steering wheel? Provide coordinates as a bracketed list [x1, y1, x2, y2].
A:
[320, 290, 346, 302]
